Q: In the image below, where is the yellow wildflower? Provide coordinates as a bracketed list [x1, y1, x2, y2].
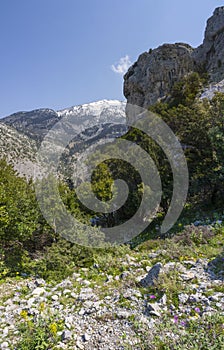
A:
[49, 322, 57, 336]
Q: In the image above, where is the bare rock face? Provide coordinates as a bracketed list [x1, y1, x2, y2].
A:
[124, 43, 195, 109]
[124, 7, 224, 111]
[193, 6, 224, 83]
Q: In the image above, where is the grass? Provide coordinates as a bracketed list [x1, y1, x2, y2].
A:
[146, 313, 224, 350]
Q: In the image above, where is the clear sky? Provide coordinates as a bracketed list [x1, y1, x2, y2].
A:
[0, 0, 222, 117]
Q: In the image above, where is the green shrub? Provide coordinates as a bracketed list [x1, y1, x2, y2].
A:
[16, 309, 64, 350]
[34, 238, 94, 282]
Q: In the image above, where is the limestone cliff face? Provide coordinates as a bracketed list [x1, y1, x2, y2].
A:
[193, 7, 224, 83]
[124, 43, 195, 109]
[124, 6, 224, 110]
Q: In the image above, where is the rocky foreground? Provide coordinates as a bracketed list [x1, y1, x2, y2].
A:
[0, 230, 223, 350]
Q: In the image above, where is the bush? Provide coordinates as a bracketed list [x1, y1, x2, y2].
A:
[34, 238, 94, 282]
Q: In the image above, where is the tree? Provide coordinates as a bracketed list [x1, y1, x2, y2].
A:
[0, 159, 38, 245]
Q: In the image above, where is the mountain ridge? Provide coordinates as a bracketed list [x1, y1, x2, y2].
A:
[0, 100, 127, 179]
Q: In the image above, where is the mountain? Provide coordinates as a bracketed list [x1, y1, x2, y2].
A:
[0, 100, 127, 179]
[1, 108, 60, 144]
[3, 8, 224, 179]
[124, 6, 224, 110]
[0, 123, 39, 178]
[1, 100, 126, 144]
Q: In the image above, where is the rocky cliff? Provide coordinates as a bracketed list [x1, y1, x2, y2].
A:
[124, 6, 224, 109]
[193, 6, 224, 83]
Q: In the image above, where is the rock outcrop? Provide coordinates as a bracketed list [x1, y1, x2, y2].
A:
[124, 6, 224, 109]
[193, 6, 224, 83]
[124, 43, 195, 109]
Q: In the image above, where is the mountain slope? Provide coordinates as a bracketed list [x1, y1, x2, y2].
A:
[0, 100, 127, 179]
[0, 123, 39, 178]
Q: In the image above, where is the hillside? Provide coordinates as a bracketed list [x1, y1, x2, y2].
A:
[0, 123, 38, 179]
[0, 6, 224, 350]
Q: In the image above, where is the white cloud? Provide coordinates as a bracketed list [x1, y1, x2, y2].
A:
[111, 55, 132, 75]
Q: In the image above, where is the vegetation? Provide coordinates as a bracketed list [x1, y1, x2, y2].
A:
[0, 72, 224, 348]
[9, 223, 223, 349]
[0, 72, 224, 279]
[17, 307, 64, 350]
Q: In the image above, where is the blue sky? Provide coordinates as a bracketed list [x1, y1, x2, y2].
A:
[0, 0, 222, 117]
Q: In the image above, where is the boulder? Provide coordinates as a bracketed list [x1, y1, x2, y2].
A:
[140, 262, 163, 287]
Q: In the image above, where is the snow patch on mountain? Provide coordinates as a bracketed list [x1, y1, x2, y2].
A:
[57, 100, 126, 124]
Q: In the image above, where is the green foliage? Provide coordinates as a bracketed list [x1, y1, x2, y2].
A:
[149, 75, 224, 214]
[148, 313, 224, 350]
[170, 72, 205, 107]
[17, 309, 64, 350]
[0, 163, 96, 280]
[1, 71, 224, 283]
[0, 159, 38, 243]
[34, 238, 94, 282]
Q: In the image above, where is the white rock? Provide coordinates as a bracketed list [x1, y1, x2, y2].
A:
[52, 294, 59, 301]
[83, 333, 91, 342]
[32, 287, 45, 297]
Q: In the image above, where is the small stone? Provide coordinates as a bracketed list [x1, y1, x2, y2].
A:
[51, 294, 59, 301]
[147, 302, 162, 317]
[63, 289, 71, 295]
[35, 278, 46, 287]
[209, 293, 224, 302]
[178, 293, 189, 304]
[32, 287, 45, 297]
[70, 292, 77, 299]
[105, 275, 113, 282]
[82, 280, 91, 286]
[2, 327, 8, 337]
[120, 271, 130, 280]
[180, 272, 195, 281]
[27, 297, 36, 307]
[215, 302, 223, 309]
[55, 342, 67, 349]
[116, 310, 132, 319]
[61, 330, 72, 341]
[78, 308, 86, 316]
[148, 252, 159, 259]
[159, 294, 167, 305]
[65, 316, 73, 329]
[76, 341, 84, 349]
[83, 333, 91, 342]
[145, 266, 152, 272]
[188, 294, 201, 303]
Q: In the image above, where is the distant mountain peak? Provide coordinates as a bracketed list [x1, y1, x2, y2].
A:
[0, 100, 127, 179]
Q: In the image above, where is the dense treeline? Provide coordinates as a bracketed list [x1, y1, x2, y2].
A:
[0, 161, 94, 280]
